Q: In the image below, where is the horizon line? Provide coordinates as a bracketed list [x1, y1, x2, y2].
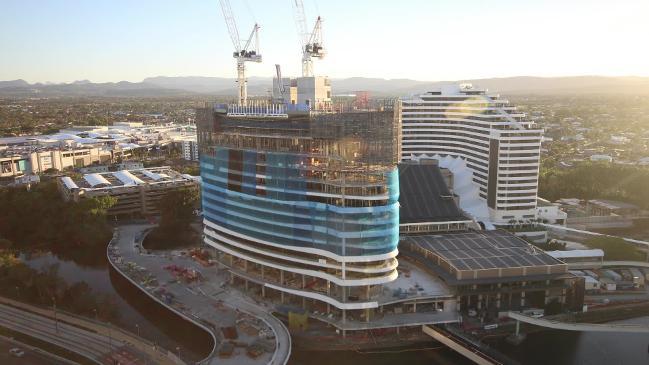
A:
[4, 74, 649, 85]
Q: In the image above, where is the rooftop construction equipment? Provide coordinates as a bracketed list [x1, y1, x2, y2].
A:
[292, 0, 325, 77]
[219, 0, 262, 105]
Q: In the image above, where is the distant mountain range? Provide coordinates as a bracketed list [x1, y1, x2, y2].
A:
[1, 75, 648, 97]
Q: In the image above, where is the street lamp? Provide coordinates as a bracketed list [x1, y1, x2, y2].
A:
[135, 323, 140, 338]
[52, 296, 58, 334]
[175, 346, 181, 361]
[93, 308, 98, 321]
[108, 322, 112, 351]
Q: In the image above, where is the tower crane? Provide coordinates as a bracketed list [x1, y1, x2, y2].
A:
[291, 0, 325, 77]
[219, 0, 261, 105]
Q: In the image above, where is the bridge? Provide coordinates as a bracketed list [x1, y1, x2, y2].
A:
[507, 311, 649, 334]
[422, 325, 510, 365]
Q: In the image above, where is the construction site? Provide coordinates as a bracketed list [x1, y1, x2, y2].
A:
[190, 0, 587, 358]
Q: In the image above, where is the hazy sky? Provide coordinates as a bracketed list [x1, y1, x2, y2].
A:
[1, 0, 648, 83]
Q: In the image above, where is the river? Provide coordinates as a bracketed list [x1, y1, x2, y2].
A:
[21, 251, 212, 363]
[489, 316, 649, 365]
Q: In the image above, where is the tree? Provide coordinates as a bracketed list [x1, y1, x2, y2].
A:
[0, 238, 13, 251]
[158, 187, 199, 233]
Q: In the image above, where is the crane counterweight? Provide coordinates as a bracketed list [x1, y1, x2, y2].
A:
[219, 0, 262, 106]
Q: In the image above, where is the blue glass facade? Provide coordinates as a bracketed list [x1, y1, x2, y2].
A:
[201, 147, 400, 257]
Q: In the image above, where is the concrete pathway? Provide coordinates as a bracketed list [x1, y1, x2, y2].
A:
[109, 224, 291, 365]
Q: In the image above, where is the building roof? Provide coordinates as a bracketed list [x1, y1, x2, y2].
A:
[407, 230, 563, 271]
[546, 249, 604, 259]
[398, 163, 469, 224]
[588, 199, 639, 210]
[61, 167, 195, 190]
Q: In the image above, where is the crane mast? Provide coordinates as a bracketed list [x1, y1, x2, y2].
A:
[219, 0, 261, 105]
[292, 0, 325, 77]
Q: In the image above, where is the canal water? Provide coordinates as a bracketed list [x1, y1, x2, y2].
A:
[22, 252, 212, 363]
[21, 250, 649, 365]
[489, 316, 649, 365]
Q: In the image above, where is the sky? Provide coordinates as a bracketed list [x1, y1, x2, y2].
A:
[1, 0, 648, 83]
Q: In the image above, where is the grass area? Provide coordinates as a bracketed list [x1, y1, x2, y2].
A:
[582, 236, 645, 261]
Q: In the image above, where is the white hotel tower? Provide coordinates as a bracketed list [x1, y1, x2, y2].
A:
[400, 84, 542, 224]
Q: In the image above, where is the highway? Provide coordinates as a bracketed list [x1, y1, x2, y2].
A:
[0, 295, 181, 365]
[0, 335, 77, 365]
[0, 302, 118, 363]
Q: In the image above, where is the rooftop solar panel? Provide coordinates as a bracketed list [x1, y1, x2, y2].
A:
[406, 230, 564, 272]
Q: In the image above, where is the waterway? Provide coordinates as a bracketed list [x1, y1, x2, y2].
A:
[21, 251, 212, 363]
[489, 316, 649, 365]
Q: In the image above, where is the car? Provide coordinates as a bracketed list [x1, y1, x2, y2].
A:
[9, 348, 25, 357]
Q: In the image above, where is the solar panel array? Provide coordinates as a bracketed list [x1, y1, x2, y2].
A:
[408, 230, 562, 271]
[398, 163, 468, 223]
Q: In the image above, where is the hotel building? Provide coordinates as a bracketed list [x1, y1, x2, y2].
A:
[400, 84, 543, 224]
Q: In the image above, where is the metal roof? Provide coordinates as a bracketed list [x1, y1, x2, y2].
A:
[60, 176, 79, 190]
[140, 169, 167, 181]
[398, 163, 469, 224]
[546, 249, 604, 259]
[407, 230, 563, 271]
[84, 173, 111, 187]
[112, 170, 144, 185]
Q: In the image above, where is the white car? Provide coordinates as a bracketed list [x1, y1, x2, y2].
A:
[9, 348, 25, 357]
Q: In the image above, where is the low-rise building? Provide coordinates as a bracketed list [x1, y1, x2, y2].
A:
[57, 167, 198, 216]
[586, 199, 640, 217]
[546, 249, 604, 269]
[590, 154, 613, 163]
[401, 231, 571, 312]
[397, 160, 578, 315]
[0, 155, 30, 178]
[537, 197, 568, 225]
[30, 148, 112, 173]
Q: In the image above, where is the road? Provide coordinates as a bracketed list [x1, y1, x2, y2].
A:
[0, 335, 76, 365]
[0, 296, 179, 365]
[109, 223, 291, 365]
[0, 301, 119, 363]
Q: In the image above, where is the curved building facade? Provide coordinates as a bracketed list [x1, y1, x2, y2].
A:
[400, 84, 542, 224]
[197, 104, 401, 314]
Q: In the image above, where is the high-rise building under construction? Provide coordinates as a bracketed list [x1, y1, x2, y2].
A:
[196, 99, 403, 321]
